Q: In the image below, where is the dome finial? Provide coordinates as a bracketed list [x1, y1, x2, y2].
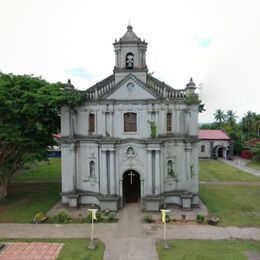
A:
[127, 21, 133, 31]
[186, 77, 196, 88]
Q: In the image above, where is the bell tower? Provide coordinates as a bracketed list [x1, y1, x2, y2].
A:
[113, 25, 148, 84]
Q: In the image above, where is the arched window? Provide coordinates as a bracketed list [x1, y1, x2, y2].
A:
[201, 145, 205, 152]
[89, 113, 95, 133]
[124, 113, 137, 132]
[167, 113, 172, 132]
[126, 52, 134, 69]
[89, 161, 95, 178]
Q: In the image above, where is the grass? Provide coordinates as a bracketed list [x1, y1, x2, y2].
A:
[247, 160, 260, 171]
[0, 183, 61, 223]
[12, 158, 61, 183]
[199, 159, 260, 182]
[0, 239, 104, 260]
[199, 184, 260, 227]
[157, 240, 260, 260]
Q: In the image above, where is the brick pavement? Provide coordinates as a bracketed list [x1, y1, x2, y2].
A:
[0, 242, 63, 260]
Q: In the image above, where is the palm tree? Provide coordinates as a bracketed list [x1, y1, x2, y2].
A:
[242, 111, 255, 137]
[252, 113, 260, 136]
[226, 110, 237, 129]
[214, 109, 226, 127]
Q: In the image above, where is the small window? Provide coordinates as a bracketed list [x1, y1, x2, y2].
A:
[89, 113, 95, 133]
[124, 113, 137, 132]
[167, 113, 172, 132]
[126, 52, 134, 69]
[201, 145, 205, 153]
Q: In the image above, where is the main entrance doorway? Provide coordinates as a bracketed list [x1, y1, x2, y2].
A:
[123, 170, 140, 203]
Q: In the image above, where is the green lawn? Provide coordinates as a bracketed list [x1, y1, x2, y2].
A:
[199, 160, 260, 182]
[12, 158, 61, 183]
[0, 183, 60, 223]
[199, 184, 260, 227]
[157, 240, 260, 260]
[247, 160, 260, 172]
[0, 239, 104, 260]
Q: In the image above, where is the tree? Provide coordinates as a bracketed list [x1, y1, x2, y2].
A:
[226, 110, 237, 129]
[242, 111, 255, 139]
[213, 109, 226, 127]
[252, 113, 260, 136]
[249, 143, 260, 161]
[0, 73, 85, 199]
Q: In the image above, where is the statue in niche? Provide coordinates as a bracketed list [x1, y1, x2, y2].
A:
[167, 160, 176, 178]
[126, 53, 134, 69]
[89, 161, 96, 178]
[127, 147, 135, 156]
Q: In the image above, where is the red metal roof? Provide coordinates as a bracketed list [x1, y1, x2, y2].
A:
[198, 130, 231, 140]
[52, 133, 62, 139]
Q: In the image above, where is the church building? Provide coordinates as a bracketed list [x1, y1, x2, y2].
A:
[60, 25, 199, 211]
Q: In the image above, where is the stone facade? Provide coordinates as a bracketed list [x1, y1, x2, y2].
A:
[198, 130, 232, 159]
[60, 25, 199, 211]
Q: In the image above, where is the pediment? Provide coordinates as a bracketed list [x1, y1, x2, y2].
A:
[105, 74, 157, 100]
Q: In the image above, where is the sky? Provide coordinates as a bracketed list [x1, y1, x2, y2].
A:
[0, 0, 259, 123]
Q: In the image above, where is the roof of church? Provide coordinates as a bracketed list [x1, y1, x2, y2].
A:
[121, 25, 140, 42]
[84, 73, 190, 100]
[114, 25, 147, 45]
[198, 130, 231, 140]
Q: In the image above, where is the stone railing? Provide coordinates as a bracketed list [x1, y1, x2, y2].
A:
[86, 75, 115, 100]
[147, 75, 187, 99]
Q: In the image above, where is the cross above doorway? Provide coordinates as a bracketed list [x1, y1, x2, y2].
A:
[128, 171, 135, 184]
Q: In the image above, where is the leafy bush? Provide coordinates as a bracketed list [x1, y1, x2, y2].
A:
[184, 94, 201, 105]
[143, 215, 155, 223]
[196, 214, 205, 224]
[49, 211, 72, 224]
[107, 212, 117, 221]
[148, 121, 157, 138]
[165, 214, 171, 223]
[32, 212, 47, 224]
[85, 211, 102, 223]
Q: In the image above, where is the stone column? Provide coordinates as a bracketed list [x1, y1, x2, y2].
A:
[155, 150, 161, 194]
[119, 178, 123, 208]
[141, 178, 144, 209]
[69, 143, 77, 191]
[109, 112, 114, 137]
[101, 150, 108, 195]
[147, 150, 152, 195]
[186, 110, 191, 135]
[109, 150, 116, 195]
[185, 145, 192, 191]
[223, 148, 227, 159]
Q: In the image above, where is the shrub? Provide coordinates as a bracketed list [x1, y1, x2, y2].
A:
[165, 214, 171, 223]
[49, 211, 72, 224]
[85, 211, 102, 223]
[196, 214, 205, 224]
[143, 215, 155, 223]
[107, 212, 117, 221]
[32, 212, 47, 224]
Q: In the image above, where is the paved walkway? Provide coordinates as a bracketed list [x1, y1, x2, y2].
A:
[219, 158, 260, 178]
[1, 204, 260, 260]
[0, 242, 63, 260]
